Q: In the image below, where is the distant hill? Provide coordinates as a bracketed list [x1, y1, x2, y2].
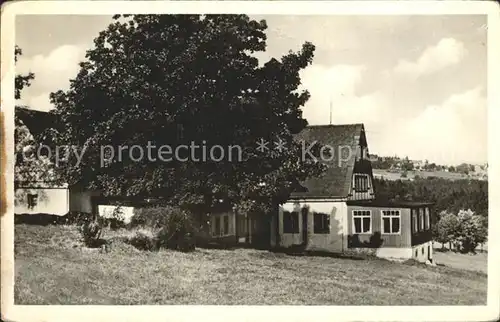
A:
[372, 169, 484, 181]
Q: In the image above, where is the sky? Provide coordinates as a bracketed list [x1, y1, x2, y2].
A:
[15, 14, 488, 165]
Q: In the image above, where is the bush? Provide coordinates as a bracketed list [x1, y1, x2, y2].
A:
[105, 206, 127, 230]
[79, 217, 104, 247]
[129, 206, 168, 228]
[15, 213, 61, 226]
[155, 208, 197, 252]
[62, 211, 94, 225]
[128, 231, 158, 251]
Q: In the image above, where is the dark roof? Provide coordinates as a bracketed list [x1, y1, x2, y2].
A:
[347, 199, 435, 208]
[15, 106, 60, 137]
[290, 124, 365, 199]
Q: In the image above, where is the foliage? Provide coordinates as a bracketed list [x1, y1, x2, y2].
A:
[79, 217, 104, 247]
[106, 206, 126, 230]
[156, 208, 197, 252]
[401, 156, 414, 171]
[14, 45, 35, 100]
[454, 209, 488, 253]
[127, 231, 158, 251]
[130, 206, 197, 251]
[14, 121, 56, 188]
[435, 209, 487, 253]
[62, 211, 94, 225]
[14, 211, 94, 226]
[373, 177, 488, 221]
[130, 206, 169, 228]
[49, 14, 326, 211]
[435, 211, 460, 246]
[456, 163, 474, 175]
[15, 213, 64, 226]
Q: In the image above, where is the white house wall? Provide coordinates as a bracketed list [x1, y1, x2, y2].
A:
[279, 200, 348, 252]
[98, 205, 135, 224]
[307, 201, 347, 253]
[15, 188, 69, 216]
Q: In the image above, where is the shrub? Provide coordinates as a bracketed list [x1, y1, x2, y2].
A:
[62, 211, 94, 225]
[156, 208, 197, 252]
[129, 206, 168, 228]
[128, 231, 158, 251]
[106, 206, 126, 230]
[79, 217, 104, 247]
[15, 213, 61, 226]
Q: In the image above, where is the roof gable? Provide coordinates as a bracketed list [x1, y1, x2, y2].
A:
[15, 106, 60, 138]
[291, 124, 365, 199]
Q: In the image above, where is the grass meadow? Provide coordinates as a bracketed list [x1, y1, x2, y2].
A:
[14, 224, 487, 305]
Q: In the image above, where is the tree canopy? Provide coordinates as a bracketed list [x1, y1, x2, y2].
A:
[374, 177, 488, 219]
[14, 45, 34, 100]
[49, 14, 325, 212]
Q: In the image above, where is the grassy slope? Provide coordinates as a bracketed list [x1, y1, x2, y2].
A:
[14, 224, 487, 305]
[433, 251, 487, 274]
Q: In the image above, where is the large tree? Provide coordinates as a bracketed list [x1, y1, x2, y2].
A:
[50, 14, 325, 211]
[14, 46, 34, 100]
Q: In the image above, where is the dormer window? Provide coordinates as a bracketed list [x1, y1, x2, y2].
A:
[362, 146, 368, 160]
[353, 174, 369, 192]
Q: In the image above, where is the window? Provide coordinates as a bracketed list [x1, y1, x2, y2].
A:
[223, 215, 229, 235]
[27, 193, 38, 209]
[419, 208, 425, 231]
[354, 174, 369, 192]
[412, 209, 418, 232]
[381, 210, 401, 234]
[283, 211, 299, 234]
[313, 213, 330, 234]
[424, 208, 430, 230]
[361, 146, 368, 160]
[352, 210, 371, 234]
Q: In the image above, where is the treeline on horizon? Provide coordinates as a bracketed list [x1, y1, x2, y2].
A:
[373, 177, 488, 221]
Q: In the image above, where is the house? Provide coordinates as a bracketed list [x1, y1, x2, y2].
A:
[268, 124, 434, 263]
[14, 107, 104, 219]
[15, 107, 434, 262]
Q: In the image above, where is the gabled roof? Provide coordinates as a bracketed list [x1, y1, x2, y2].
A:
[15, 106, 60, 138]
[290, 124, 366, 199]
